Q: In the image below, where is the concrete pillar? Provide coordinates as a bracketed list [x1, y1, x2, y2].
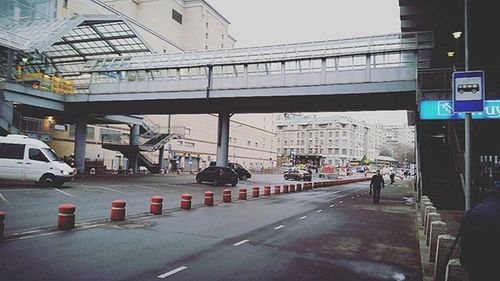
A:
[423, 205, 436, 227]
[426, 212, 441, 240]
[74, 116, 87, 174]
[420, 198, 431, 210]
[429, 221, 448, 262]
[445, 259, 469, 281]
[158, 146, 165, 172]
[129, 124, 140, 172]
[434, 234, 458, 281]
[216, 112, 230, 167]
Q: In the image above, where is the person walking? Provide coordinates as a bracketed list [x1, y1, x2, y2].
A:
[459, 164, 500, 281]
[369, 170, 385, 204]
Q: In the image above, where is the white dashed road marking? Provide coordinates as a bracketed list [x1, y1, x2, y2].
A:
[0, 192, 9, 205]
[317, 210, 323, 213]
[233, 239, 250, 246]
[329, 204, 335, 208]
[339, 201, 344, 204]
[274, 225, 285, 230]
[158, 266, 188, 279]
[54, 188, 75, 198]
[299, 216, 307, 220]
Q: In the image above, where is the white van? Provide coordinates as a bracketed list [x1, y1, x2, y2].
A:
[0, 134, 74, 186]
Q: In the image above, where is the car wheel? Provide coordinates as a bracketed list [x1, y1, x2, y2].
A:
[284, 175, 289, 180]
[39, 174, 56, 187]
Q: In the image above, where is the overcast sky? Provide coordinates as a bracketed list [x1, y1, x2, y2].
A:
[206, 0, 408, 125]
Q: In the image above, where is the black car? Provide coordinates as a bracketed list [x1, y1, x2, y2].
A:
[209, 161, 251, 180]
[283, 168, 312, 181]
[196, 166, 239, 186]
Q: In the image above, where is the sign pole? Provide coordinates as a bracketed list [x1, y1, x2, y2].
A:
[464, 0, 471, 210]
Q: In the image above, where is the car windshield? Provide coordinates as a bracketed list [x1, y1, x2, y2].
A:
[41, 148, 60, 162]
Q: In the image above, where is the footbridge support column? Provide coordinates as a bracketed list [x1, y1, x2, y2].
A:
[216, 112, 230, 167]
[74, 116, 87, 174]
[129, 124, 140, 173]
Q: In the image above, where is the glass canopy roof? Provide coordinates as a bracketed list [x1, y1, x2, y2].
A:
[84, 31, 433, 73]
[0, 15, 151, 92]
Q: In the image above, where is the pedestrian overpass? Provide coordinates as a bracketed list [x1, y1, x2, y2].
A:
[0, 15, 433, 172]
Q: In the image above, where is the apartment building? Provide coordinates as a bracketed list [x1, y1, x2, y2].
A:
[276, 114, 378, 166]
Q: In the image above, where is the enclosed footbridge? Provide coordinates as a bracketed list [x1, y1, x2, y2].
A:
[73, 32, 433, 115]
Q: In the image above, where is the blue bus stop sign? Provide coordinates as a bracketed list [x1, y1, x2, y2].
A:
[453, 70, 485, 112]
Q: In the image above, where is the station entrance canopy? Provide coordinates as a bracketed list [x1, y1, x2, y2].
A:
[0, 15, 152, 93]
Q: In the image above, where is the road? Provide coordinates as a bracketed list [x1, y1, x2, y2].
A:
[0, 179, 421, 281]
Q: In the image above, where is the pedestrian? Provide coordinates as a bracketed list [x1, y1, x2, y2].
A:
[390, 172, 395, 185]
[459, 164, 500, 281]
[369, 170, 385, 204]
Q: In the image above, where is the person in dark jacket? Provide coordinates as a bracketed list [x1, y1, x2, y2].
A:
[459, 164, 500, 281]
[369, 170, 385, 204]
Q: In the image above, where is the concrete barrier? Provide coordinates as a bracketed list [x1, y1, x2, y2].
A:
[429, 221, 448, 262]
[223, 189, 231, 203]
[423, 205, 436, 227]
[181, 194, 192, 210]
[264, 186, 271, 196]
[204, 191, 214, 206]
[434, 234, 459, 281]
[445, 259, 469, 281]
[274, 185, 281, 195]
[110, 200, 126, 221]
[426, 212, 441, 240]
[283, 184, 289, 193]
[150, 196, 163, 215]
[239, 188, 247, 200]
[289, 184, 295, 192]
[296, 183, 302, 192]
[0, 211, 4, 240]
[252, 187, 260, 198]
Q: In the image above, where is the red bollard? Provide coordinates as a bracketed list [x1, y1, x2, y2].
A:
[205, 191, 214, 206]
[239, 188, 247, 200]
[252, 187, 260, 198]
[290, 184, 296, 192]
[181, 194, 192, 210]
[283, 184, 289, 193]
[111, 200, 126, 221]
[0, 211, 5, 240]
[150, 196, 163, 215]
[58, 204, 76, 230]
[274, 185, 281, 195]
[264, 186, 271, 196]
[296, 183, 302, 192]
[223, 189, 232, 203]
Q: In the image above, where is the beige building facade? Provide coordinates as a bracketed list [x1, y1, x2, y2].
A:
[46, 0, 276, 172]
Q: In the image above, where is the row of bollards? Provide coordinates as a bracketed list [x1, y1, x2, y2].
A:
[419, 195, 468, 281]
[0, 177, 371, 240]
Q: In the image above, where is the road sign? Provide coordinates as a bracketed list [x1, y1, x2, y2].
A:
[453, 71, 485, 112]
[419, 99, 500, 120]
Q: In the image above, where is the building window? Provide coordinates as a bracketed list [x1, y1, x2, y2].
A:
[172, 9, 183, 24]
[63, 0, 69, 8]
[206, 32, 209, 39]
[206, 22, 209, 28]
[185, 142, 195, 147]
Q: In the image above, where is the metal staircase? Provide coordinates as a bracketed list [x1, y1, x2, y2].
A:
[101, 117, 185, 172]
[0, 98, 51, 139]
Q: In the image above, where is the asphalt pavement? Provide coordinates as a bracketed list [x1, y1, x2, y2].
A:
[0, 177, 421, 281]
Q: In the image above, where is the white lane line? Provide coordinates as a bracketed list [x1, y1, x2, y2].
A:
[274, 225, 285, 230]
[339, 201, 344, 204]
[0, 192, 9, 205]
[329, 204, 335, 208]
[157, 266, 188, 279]
[317, 209, 323, 213]
[233, 239, 250, 246]
[0, 188, 39, 192]
[54, 188, 75, 198]
[78, 224, 105, 230]
[10, 229, 43, 236]
[18, 231, 57, 240]
[299, 216, 307, 220]
[92, 186, 127, 195]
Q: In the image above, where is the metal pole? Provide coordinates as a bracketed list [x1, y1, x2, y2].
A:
[464, 0, 471, 210]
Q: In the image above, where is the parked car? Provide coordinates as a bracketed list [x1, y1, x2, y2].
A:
[209, 161, 251, 180]
[283, 168, 312, 181]
[0, 134, 74, 187]
[196, 166, 238, 186]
